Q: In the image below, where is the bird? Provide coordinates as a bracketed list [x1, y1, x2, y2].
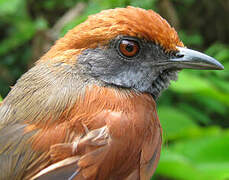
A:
[0, 6, 224, 180]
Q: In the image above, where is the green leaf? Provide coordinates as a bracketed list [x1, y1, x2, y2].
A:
[192, 94, 227, 115]
[170, 71, 229, 106]
[156, 150, 206, 180]
[170, 71, 212, 92]
[158, 106, 197, 140]
[0, 20, 36, 56]
[178, 103, 211, 124]
[211, 76, 229, 92]
[130, 0, 157, 10]
[0, 0, 23, 16]
[157, 128, 229, 180]
[205, 43, 229, 62]
[179, 31, 203, 46]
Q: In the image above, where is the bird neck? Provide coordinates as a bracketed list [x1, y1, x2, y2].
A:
[0, 62, 156, 129]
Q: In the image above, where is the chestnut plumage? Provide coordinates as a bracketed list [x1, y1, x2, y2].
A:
[0, 6, 223, 180]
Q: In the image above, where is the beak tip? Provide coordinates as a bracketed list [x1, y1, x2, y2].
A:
[213, 61, 224, 70]
[218, 64, 224, 70]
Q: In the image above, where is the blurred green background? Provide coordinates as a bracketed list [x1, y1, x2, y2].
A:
[0, 0, 228, 179]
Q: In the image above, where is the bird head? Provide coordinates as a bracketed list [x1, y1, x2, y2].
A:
[38, 6, 223, 100]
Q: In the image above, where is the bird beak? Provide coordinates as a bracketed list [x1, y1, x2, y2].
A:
[168, 46, 224, 70]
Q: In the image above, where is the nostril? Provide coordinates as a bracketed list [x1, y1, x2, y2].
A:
[176, 52, 184, 58]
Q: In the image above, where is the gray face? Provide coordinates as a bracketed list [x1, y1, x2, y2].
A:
[77, 36, 178, 99]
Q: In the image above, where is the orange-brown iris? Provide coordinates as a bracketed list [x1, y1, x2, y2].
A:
[119, 39, 139, 57]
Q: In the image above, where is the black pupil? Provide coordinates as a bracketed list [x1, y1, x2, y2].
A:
[125, 43, 134, 52]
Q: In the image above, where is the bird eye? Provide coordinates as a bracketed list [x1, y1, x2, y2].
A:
[119, 39, 139, 58]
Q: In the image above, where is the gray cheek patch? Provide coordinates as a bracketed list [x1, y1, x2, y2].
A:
[77, 44, 178, 99]
[78, 48, 124, 77]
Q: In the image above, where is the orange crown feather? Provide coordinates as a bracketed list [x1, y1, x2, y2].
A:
[40, 6, 184, 63]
